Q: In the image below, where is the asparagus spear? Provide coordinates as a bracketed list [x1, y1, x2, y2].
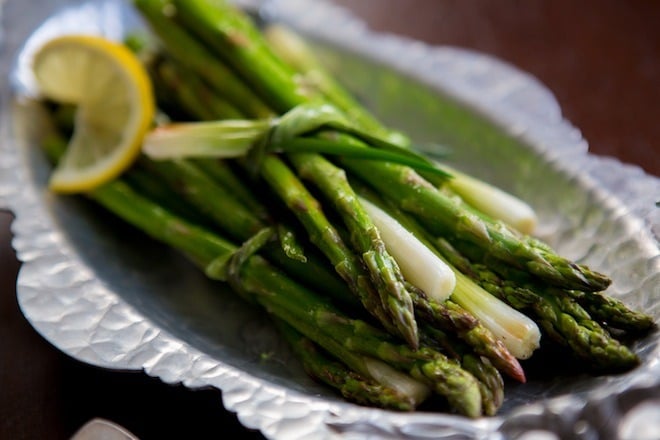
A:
[355, 184, 536, 368]
[564, 289, 655, 334]
[435, 165, 538, 235]
[141, 46, 385, 303]
[171, 0, 308, 113]
[353, 190, 526, 379]
[149, 132, 526, 381]
[141, 158, 263, 240]
[275, 320, 422, 411]
[48, 99, 346, 299]
[38, 0, 652, 415]
[434, 237, 642, 371]
[140, 157, 353, 299]
[101, 180, 438, 407]
[421, 325, 504, 416]
[168, 0, 548, 352]
[435, 237, 655, 334]
[123, 164, 218, 229]
[191, 158, 270, 222]
[373, 180, 640, 372]
[537, 288, 640, 371]
[265, 297, 482, 417]
[287, 151, 419, 348]
[148, 53, 243, 120]
[256, 154, 409, 343]
[133, 0, 272, 118]
[263, 25, 397, 142]
[134, 33, 412, 343]
[138, 64, 525, 383]
[434, 237, 546, 311]
[411, 287, 526, 382]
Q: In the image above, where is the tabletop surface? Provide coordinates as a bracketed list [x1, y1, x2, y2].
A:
[1, 1, 659, 439]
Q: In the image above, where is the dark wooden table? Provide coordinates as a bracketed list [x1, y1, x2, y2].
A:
[1, 1, 658, 439]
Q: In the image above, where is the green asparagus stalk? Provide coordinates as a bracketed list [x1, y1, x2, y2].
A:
[444, 235, 653, 337]
[133, 0, 272, 118]
[123, 164, 217, 229]
[57, 58, 353, 303]
[434, 237, 642, 371]
[264, 297, 482, 417]
[160, 0, 426, 347]
[171, 0, 308, 113]
[100, 181, 438, 407]
[355, 184, 534, 374]
[148, 3, 540, 354]
[287, 151, 419, 348]
[256, 154, 408, 342]
[461, 353, 503, 417]
[133, 0, 648, 398]
[436, 165, 538, 235]
[564, 289, 655, 334]
[142, 65, 527, 383]
[275, 320, 423, 411]
[421, 325, 504, 416]
[191, 159, 270, 222]
[410, 287, 526, 382]
[38, 0, 654, 416]
[263, 24, 397, 142]
[374, 179, 638, 372]
[148, 53, 243, 120]
[126, 196, 478, 414]
[141, 158, 263, 240]
[141, 47, 337, 281]
[116, 168, 478, 412]
[540, 289, 640, 370]
[433, 237, 545, 311]
[139, 157, 350, 299]
[453, 238, 651, 337]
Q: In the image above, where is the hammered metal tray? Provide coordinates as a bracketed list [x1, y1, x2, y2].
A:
[1, 1, 658, 439]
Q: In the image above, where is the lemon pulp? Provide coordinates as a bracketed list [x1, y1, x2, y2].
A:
[33, 35, 154, 193]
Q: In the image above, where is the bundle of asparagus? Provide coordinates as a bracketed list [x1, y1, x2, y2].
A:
[37, 0, 655, 418]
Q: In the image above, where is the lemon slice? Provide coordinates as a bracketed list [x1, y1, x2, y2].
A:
[32, 35, 154, 193]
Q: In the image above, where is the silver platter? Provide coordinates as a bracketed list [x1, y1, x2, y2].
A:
[1, 0, 658, 438]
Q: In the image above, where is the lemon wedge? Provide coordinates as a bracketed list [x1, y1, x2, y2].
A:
[32, 35, 154, 193]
